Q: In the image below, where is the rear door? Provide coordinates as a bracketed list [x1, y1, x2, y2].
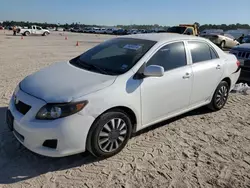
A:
[187, 41, 224, 106]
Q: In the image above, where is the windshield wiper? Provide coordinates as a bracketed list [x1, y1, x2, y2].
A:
[75, 59, 110, 75]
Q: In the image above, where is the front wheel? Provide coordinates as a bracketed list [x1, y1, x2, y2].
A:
[87, 110, 132, 158]
[24, 31, 30, 36]
[43, 32, 49, 36]
[220, 41, 226, 49]
[208, 81, 229, 111]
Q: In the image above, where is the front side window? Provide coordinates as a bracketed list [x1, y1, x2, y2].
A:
[69, 38, 156, 75]
[188, 41, 218, 63]
[147, 42, 187, 71]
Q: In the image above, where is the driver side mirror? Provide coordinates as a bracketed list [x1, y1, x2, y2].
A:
[143, 65, 164, 77]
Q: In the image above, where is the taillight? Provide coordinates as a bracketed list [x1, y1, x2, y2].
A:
[236, 60, 240, 67]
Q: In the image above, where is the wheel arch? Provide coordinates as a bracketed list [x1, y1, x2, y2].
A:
[221, 77, 231, 89]
[85, 105, 138, 154]
[92, 106, 137, 133]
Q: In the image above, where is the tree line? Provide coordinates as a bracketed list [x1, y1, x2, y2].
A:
[1, 21, 250, 31]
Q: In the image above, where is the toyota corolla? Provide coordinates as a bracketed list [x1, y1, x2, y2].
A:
[7, 33, 241, 158]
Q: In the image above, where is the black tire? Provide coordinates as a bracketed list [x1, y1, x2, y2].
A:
[87, 110, 132, 158]
[208, 81, 229, 111]
[43, 32, 49, 36]
[220, 41, 226, 49]
[24, 31, 30, 36]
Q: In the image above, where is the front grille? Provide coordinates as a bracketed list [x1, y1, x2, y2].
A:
[15, 100, 31, 115]
[237, 51, 250, 59]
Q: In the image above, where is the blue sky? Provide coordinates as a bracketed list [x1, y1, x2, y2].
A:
[0, 0, 249, 26]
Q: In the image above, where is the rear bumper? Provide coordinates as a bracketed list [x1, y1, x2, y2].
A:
[229, 68, 241, 91]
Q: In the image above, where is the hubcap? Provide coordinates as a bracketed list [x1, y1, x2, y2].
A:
[98, 118, 127, 152]
[216, 85, 228, 108]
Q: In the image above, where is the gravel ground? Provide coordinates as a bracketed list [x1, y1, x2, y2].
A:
[0, 30, 250, 188]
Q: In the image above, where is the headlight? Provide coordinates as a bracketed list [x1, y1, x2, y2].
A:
[36, 101, 88, 120]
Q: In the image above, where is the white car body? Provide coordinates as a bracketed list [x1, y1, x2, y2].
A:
[95, 28, 107, 34]
[106, 28, 119, 34]
[7, 33, 240, 157]
[19, 25, 50, 36]
[128, 29, 138, 35]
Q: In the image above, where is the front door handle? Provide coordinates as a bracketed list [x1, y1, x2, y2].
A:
[183, 73, 191, 79]
[216, 65, 221, 69]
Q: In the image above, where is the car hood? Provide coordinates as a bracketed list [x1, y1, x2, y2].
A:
[232, 43, 250, 51]
[20, 62, 116, 103]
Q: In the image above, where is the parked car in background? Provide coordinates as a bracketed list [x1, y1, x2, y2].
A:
[241, 35, 250, 44]
[230, 44, 250, 83]
[71, 28, 82, 32]
[17, 25, 50, 36]
[138, 29, 147, 34]
[127, 29, 138, 34]
[113, 29, 127, 35]
[225, 29, 250, 40]
[89, 27, 100, 33]
[105, 28, 115, 34]
[7, 33, 240, 158]
[0, 26, 4, 30]
[200, 29, 224, 36]
[82, 27, 92, 33]
[95, 28, 107, 34]
[55, 27, 65, 32]
[167, 24, 199, 36]
[202, 33, 239, 49]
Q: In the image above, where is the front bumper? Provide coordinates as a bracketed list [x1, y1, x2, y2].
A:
[7, 88, 95, 157]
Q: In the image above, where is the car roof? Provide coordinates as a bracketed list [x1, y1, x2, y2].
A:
[119, 33, 204, 42]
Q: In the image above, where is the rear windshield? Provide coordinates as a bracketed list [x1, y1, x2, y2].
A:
[167, 26, 186, 34]
[70, 38, 156, 75]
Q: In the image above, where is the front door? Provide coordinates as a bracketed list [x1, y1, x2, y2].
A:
[187, 41, 224, 105]
[140, 41, 193, 126]
[36, 26, 43, 35]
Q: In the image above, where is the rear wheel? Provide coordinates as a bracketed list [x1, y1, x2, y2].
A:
[87, 110, 132, 158]
[208, 81, 229, 111]
[43, 32, 49, 36]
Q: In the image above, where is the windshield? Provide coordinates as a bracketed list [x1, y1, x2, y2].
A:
[69, 38, 156, 75]
[167, 26, 186, 34]
[242, 36, 250, 43]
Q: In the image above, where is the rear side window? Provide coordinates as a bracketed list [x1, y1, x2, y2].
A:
[210, 48, 219, 59]
[188, 41, 218, 63]
[185, 28, 193, 35]
[147, 42, 187, 71]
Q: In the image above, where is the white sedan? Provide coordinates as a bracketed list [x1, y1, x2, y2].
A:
[7, 33, 241, 158]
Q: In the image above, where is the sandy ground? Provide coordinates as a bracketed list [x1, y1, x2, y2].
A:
[0, 30, 250, 188]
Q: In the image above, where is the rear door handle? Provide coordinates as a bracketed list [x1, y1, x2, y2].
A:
[216, 65, 221, 69]
[183, 73, 191, 79]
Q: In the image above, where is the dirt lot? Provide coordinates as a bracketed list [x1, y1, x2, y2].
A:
[0, 30, 250, 188]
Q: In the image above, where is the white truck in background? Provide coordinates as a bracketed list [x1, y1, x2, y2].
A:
[17, 25, 50, 36]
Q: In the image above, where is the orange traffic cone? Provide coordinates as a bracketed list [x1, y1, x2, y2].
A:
[21, 36, 23, 40]
[65, 36, 68, 40]
[76, 41, 79, 46]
